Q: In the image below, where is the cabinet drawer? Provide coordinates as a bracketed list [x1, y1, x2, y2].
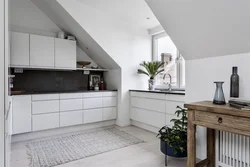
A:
[83, 92, 102, 98]
[59, 93, 82, 99]
[83, 108, 103, 124]
[60, 99, 82, 111]
[83, 98, 102, 109]
[32, 94, 59, 101]
[102, 97, 116, 107]
[165, 101, 184, 115]
[103, 107, 117, 120]
[102, 92, 117, 97]
[131, 107, 165, 128]
[130, 91, 165, 100]
[131, 97, 165, 113]
[60, 110, 82, 127]
[32, 113, 59, 131]
[32, 100, 59, 114]
[195, 111, 250, 132]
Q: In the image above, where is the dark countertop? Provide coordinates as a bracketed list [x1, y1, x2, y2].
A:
[129, 89, 185, 95]
[11, 90, 117, 96]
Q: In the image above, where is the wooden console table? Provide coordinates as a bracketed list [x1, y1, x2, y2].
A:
[184, 101, 250, 167]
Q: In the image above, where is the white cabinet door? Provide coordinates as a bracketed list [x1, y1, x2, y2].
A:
[102, 97, 116, 107]
[32, 100, 59, 114]
[102, 92, 117, 97]
[32, 94, 59, 101]
[83, 98, 102, 109]
[83, 108, 103, 124]
[12, 95, 31, 134]
[60, 99, 82, 111]
[131, 97, 165, 113]
[30, 34, 55, 67]
[103, 107, 116, 121]
[165, 101, 184, 115]
[60, 110, 82, 127]
[55, 38, 76, 69]
[60, 93, 82, 99]
[83, 92, 102, 98]
[32, 113, 59, 131]
[10, 32, 29, 66]
[131, 107, 165, 128]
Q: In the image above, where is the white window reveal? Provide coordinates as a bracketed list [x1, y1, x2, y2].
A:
[152, 32, 185, 89]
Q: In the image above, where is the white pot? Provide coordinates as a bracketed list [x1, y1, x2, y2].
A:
[148, 79, 156, 90]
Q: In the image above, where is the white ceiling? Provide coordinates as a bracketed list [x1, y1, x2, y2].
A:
[146, 0, 250, 60]
[79, 0, 160, 30]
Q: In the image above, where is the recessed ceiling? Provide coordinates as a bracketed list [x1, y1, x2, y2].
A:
[79, 0, 160, 30]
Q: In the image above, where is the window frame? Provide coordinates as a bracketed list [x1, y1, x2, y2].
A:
[152, 32, 185, 89]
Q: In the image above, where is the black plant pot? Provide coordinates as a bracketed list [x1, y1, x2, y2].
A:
[160, 140, 187, 158]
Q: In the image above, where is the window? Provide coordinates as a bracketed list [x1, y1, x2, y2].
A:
[152, 32, 185, 89]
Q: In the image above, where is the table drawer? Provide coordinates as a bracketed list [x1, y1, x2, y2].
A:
[195, 110, 250, 132]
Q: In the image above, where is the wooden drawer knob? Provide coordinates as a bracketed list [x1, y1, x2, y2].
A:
[218, 117, 223, 124]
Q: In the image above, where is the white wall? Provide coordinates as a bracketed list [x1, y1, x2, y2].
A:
[58, 0, 152, 126]
[185, 52, 250, 159]
[10, 0, 97, 66]
[0, 0, 5, 165]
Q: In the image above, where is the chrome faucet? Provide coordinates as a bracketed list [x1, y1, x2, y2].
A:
[163, 73, 172, 91]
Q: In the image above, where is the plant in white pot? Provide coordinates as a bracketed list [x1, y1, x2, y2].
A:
[137, 61, 165, 90]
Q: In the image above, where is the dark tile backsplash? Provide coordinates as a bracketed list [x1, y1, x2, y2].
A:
[11, 69, 103, 92]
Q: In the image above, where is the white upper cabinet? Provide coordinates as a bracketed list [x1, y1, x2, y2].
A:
[55, 38, 76, 69]
[30, 34, 55, 67]
[10, 32, 29, 66]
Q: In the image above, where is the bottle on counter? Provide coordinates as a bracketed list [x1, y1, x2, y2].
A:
[230, 66, 239, 98]
[99, 80, 105, 90]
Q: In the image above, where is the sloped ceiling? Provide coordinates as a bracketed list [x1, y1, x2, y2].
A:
[31, 0, 119, 69]
[146, 0, 250, 60]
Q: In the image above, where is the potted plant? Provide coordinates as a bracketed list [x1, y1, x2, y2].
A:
[157, 106, 187, 158]
[137, 61, 165, 90]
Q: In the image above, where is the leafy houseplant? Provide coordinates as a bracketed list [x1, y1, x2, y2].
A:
[157, 106, 188, 157]
[137, 61, 165, 90]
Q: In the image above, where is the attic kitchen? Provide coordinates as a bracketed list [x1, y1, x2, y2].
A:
[9, 31, 117, 138]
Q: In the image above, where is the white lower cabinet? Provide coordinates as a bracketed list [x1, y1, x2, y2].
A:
[12, 95, 32, 134]
[32, 113, 59, 131]
[12, 92, 117, 134]
[83, 108, 103, 124]
[103, 107, 117, 121]
[60, 99, 82, 111]
[83, 98, 102, 109]
[32, 100, 59, 114]
[60, 110, 82, 127]
[102, 97, 116, 107]
[131, 107, 165, 128]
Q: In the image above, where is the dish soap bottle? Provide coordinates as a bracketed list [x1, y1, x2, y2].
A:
[230, 66, 239, 98]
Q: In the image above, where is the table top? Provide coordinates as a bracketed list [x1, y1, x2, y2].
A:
[184, 101, 250, 118]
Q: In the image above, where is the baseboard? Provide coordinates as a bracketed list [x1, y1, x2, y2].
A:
[131, 120, 159, 134]
[12, 120, 116, 143]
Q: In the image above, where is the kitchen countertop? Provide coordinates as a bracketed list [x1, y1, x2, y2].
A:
[129, 89, 185, 95]
[11, 90, 117, 96]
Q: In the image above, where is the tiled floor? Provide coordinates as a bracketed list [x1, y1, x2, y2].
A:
[11, 126, 187, 167]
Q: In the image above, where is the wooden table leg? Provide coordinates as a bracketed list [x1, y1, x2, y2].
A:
[207, 128, 215, 167]
[188, 110, 196, 167]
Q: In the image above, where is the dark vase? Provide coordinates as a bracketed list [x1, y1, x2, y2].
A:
[230, 67, 239, 98]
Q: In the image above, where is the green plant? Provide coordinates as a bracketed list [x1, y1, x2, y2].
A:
[137, 61, 165, 79]
[157, 106, 188, 154]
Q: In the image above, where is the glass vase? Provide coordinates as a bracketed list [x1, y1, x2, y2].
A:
[213, 82, 226, 105]
[230, 67, 239, 98]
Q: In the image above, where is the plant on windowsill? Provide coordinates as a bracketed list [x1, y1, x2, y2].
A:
[157, 106, 187, 157]
[137, 61, 165, 90]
